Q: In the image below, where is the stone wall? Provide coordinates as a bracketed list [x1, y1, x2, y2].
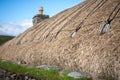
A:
[32, 14, 49, 25]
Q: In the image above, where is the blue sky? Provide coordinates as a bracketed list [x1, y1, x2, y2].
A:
[0, 0, 84, 36]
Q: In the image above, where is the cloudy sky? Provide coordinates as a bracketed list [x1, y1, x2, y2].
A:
[0, 0, 84, 36]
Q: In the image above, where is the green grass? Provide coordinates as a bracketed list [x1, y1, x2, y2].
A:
[0, 59, 91, 80]
[0, 35, 14, 45]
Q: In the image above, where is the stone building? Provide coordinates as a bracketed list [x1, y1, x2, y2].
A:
[32, 7, 49, 25]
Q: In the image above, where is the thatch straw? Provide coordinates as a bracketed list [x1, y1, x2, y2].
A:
[0, 0, 120, 80]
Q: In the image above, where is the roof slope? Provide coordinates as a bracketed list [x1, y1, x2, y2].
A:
[0, 0, 120, 80]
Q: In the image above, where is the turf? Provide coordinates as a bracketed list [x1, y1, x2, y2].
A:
[0, 59, 91, 80]
[0, 35, 14, 45]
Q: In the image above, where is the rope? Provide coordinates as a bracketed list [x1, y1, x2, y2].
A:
[107, 2, 120, 23]
[75, 0, 107, 32]
[53, 0, 98, 39]
[100, 2, 120, 34]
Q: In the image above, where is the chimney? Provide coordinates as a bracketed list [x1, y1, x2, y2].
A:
[39, 6, 43, 15]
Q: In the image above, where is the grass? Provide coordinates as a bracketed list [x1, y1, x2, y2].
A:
[0, 59, 91, 80]
[0, 35, 14, 45]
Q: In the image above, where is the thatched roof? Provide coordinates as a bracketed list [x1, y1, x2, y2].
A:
[0, 0, 120, 80]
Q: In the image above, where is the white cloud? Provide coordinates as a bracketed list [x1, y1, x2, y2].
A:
[0, 20, 33, 36]
[18, 20, 33, 27]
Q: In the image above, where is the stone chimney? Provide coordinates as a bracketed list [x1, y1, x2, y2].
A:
[32, 6, 49, 25]
[39, 6, 43, 15]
